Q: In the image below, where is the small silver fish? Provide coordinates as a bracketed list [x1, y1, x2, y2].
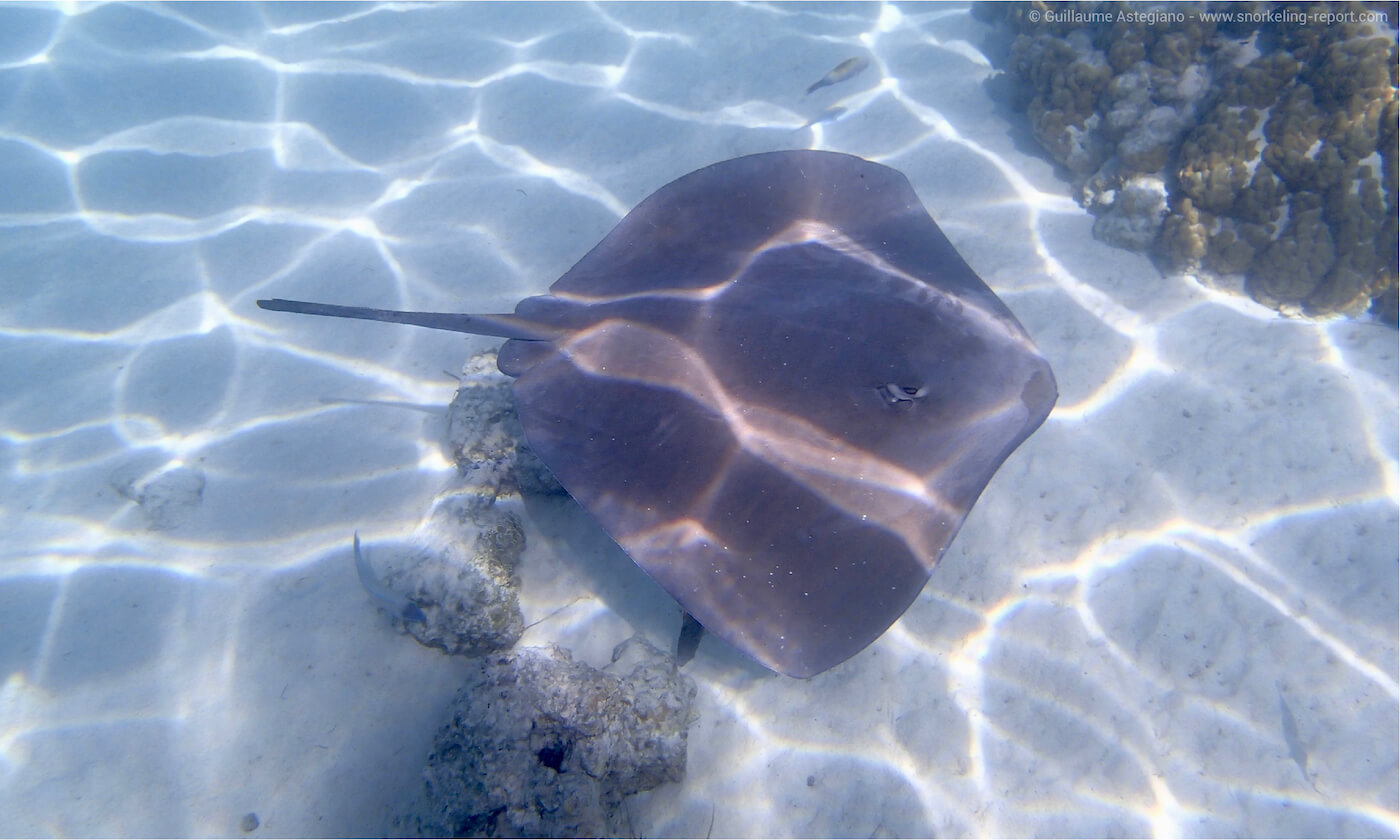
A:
[796, 106, 848, 131]
[805, 56, 870, 95]
[353, 531, 426, 623]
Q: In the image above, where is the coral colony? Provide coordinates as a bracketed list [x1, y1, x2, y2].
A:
[976, 1, 1398, 321]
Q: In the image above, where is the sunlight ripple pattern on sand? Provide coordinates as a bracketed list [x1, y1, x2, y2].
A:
[0, 3, 1394, 838]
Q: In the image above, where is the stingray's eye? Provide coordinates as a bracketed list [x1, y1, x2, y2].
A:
[879, 383, 928, 404]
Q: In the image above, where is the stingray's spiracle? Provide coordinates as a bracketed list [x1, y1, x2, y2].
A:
[880, 383, 928, 404]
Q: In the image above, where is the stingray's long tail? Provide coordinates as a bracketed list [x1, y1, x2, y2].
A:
[256, 298, 558, 341]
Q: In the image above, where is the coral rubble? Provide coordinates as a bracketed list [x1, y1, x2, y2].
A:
[372, 351, 696, 838]
[446, 352, 564, 497]
[383, 494, 526, 657]
[400, 637, 697, 838]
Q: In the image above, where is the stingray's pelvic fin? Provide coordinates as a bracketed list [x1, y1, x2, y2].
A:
[677, 611, 705, 666]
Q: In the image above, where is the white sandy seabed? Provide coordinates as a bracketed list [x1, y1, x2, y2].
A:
[0, 3, 1395, 838]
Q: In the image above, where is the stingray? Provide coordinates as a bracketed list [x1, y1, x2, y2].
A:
[258, 150, 1056, 678]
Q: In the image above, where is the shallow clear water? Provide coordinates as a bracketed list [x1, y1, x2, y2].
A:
[0, 3, 1396, 837]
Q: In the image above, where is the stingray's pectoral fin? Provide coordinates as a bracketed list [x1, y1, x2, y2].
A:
[257, 298, 559, 341]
